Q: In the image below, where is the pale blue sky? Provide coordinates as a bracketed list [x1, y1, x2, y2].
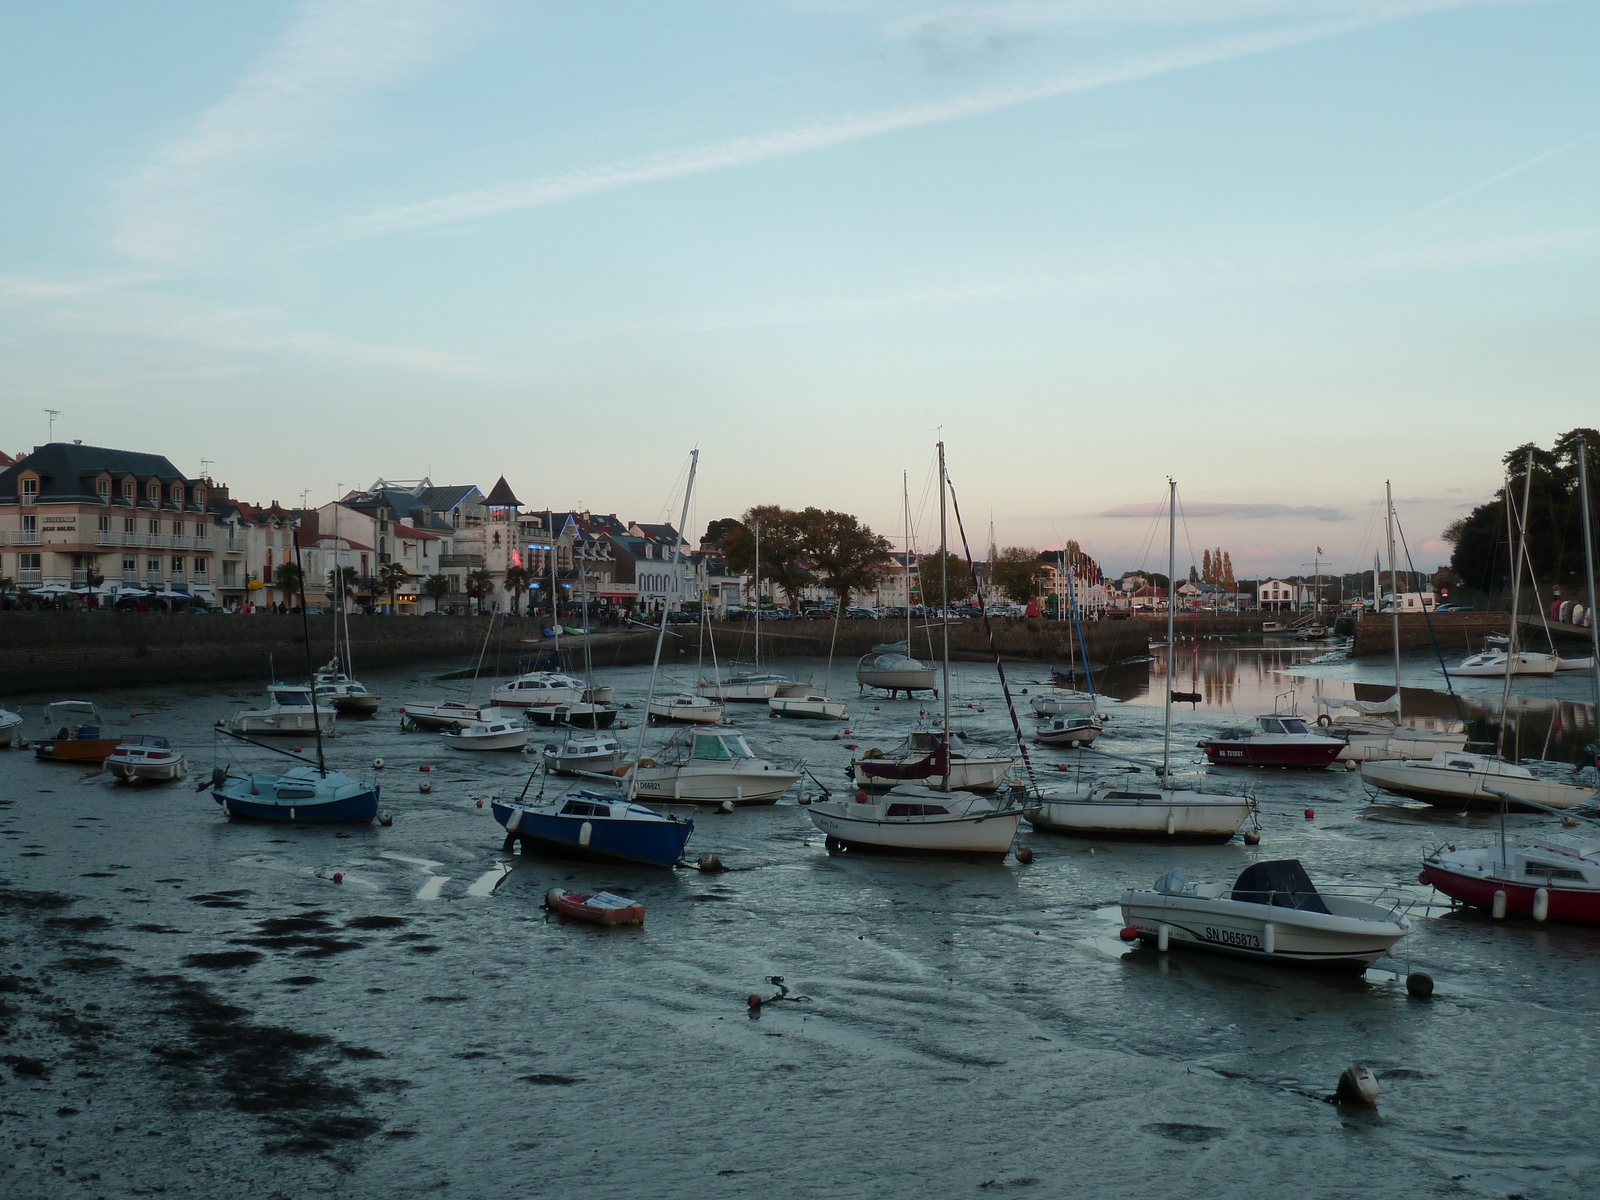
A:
[2, 0, 1596, 577]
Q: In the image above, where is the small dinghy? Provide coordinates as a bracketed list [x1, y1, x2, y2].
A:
[1120, 860, 1411, 971]
[545, 888, 645, 926]
[0, 707, 23, 748]
[441, 715, 530, 752]
[35, 701, 121, 762]
[1035, 714, 1103, 748]
[106, 735, 187, 783]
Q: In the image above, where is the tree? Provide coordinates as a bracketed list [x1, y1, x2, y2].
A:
[724, 506, 815, 611]
[798, 507, 892, 608]
[991, 546, 1047, 605]
[465, 567, 495, 615]
[502, 564, 532, 615]
[327, 566, 359, 610]
[272, 561, 303, 598]
[703, 518, 741, 548]
[1221, 551, 1235, 592]
[1201, 549, 1213, 584]
[1187, 563, 1200, 584]
[377, 561, 408, 611]
[423, 573, 452, 612]
[916, 550, 971, 613]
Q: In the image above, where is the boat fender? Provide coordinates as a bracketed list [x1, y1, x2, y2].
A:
[1405, 971, 1434, 999]
[578, 821, 592, 847]
[855, 790, 869, 804]
[1261, 922, 1275, 955]
[1156, 924, 1169, 952]
[419, 781, 432, 794]
[1533, 887, 1550, 923]
[1165, 813, 1176, 836]
[1333, 1065, 1379, 1106]
[1492, 889, 1507, 919]
[1118, 926, 1138, 942]
[1416, 870, 1429, 884]
[1014, 845, 1033, 864]
[1316, 714, 1332, 727]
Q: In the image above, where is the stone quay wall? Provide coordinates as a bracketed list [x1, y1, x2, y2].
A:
[1349, 611, 1510, 658]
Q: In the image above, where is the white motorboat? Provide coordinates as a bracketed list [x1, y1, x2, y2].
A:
[492, 672, 587, 707]
[629, 729, 799, 805]
[1443, 650, 1558, 678]
[582, 684, 615, 704]
[312, 666, 380, 715]
[646, 693, 724, 725]
[105, 735, 187, 783]
[1034, 714, 1103, 748]
[441, 715, 530, 753]
[1031, 692, 1097, 718]
[1025, 781, 1252, 842]
[0, 707, 22, 747]
[697, 674, 783, 702]
[807, 783, 1022, 856]
[400, 700, 482, 731]
[852, 729, 1013, 792]
[1120, 860, 1412, 970]
[769, 693, 848, 721]
[230, 685, 335, 736]
[542, 731, 625, 776]
[1422, 834, 1600, 923]
[855, 643, 939, 696]
[1360, 751, 1596, 811]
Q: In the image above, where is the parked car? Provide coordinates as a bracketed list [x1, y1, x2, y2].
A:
[664, 611, 697, 624]
[846, 607, 879, 619]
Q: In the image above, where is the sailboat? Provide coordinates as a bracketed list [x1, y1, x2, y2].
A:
[490, 454, 701, 868]
[810, 442, 1023, 855]
[698, 520, 796, 701]
[313, 560, 379, 714]
[856, 474, 938, 697]
[210, 544, 379, 823]
[1036, 559, 1097, 715]
[1324, 484, 1467, 762]
[1364, 454, 1599, 811]
[1024, 479, 1254, 841]
[770, 580, 848, 720]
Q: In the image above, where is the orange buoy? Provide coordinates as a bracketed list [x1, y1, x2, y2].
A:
[332, 872, 344, 884]
[855, 790, 868, 803]
[421, 764, 432, 773]
[747, 994, 762, 1009]
[1119, 926, 1138, 941]
[1304, 808, 1315, 820]
[475, 799, 483, 808]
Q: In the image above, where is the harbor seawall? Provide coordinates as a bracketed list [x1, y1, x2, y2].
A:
[1349, 612, 1509, 657]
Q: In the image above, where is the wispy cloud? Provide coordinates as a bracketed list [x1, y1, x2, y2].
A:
[114, 0, 469, 265]
[0, 273, 158, 300]
[336, 9, 1434, 242]
[1103, 501, 1347, 520]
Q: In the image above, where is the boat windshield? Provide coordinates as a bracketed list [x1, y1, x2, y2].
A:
[274, 690, 313, 707]
[1230, 860, 1330, 913]
[690, 734, 753, 761]
[1279, 718, 1310, 735]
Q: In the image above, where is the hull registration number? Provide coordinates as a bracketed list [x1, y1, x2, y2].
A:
[1205, 926, 1260, 949]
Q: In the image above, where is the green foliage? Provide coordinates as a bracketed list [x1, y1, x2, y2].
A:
[423, 573, 452, 609]
[703, 518, 741, 548]
[797, 508, 893, 608]
[502, 565, 532, 615]
[917, 550, 971, 612]
[272, 561, 303, 594]
[376, 561, 408, 608]
[992, 546, 1047, 604]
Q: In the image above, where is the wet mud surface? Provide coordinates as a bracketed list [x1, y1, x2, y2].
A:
[1, 650, 1597, 1198]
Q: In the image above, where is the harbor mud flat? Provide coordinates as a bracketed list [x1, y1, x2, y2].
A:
[2, 651, 1598, 1198]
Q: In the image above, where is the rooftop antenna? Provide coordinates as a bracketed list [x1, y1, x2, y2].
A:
[199, 458, 215, 478]
[44, 409, 61, 441]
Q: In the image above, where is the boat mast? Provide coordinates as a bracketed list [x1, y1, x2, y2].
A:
[1496, 453, 1533, 761]
[547, 510, 561, 672]
[938, 441, 951, 793]
[629, 450, 698, 803]
[1385, 481, 1402, 723]
[1163, 478, 1176, 780]
[753, 519, 761, 671]
[291, 534, 327, 778]
[903, 471, 912, 647]
[1579, 437, 1600, 711]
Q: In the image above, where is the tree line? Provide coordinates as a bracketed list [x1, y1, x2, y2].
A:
[707, 506, 894, 610]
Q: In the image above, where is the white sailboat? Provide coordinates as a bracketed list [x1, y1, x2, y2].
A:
[856, 474, 937, 697]
[699, 520, 793, 701]
[811, 441, 1023, 854]
[770, 578, 849, 720]
[1025, 479, 1253, 842]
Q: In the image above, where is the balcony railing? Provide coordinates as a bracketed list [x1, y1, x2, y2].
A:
[11, 531, 41, 545]
[223, 539, 243, 553]
[18, 571, 42, 586]
[96, 532, 117, 546]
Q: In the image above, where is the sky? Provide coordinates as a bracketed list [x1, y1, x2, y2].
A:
[2, 0, 1597, 580]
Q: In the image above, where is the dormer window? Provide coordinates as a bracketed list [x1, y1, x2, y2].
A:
[123, 481, 135, 502]
[20, 477, 38, 505]
[195, 487, 206, 509]
[148, 482, 161, 504]
[97, 479, 110, 503]
[170, 484, 184, 505]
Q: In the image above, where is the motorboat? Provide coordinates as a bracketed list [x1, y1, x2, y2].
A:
[541, 731, 624, 776]
[1201, 715, 1345, 768]
[522, 702, 618, 729]
[807, 783, 1022, 856]
[1032, 692, 1097, 718]
[34, 701, 121, 762]
[768, 692, 848, 721]
[399, 700, 482, 731]
[491, 672, 586, 707]
[851, 729, 1014, 792]
[0, 707, 23, 747]
[1422, 834, 1600, 923]
[230, 685, 335, 736]
[1443, 650, 1558, 678]
[492, 790, 692, 867]
[855, 642, 938, 696]
[647, 693, 724, 725]
[1261, 621, 1285, 633]
[1034, 714, 1103, 748]
[1026, 783, 1252, 842]
[697, 673, 784, 702]
[1360, 752, 1597, 811]
[629, 729, 800, 805]
[1119, 860, 1412, 970]
[582, 684, 616, 704]
[312, 664, 380, 715]
[105, 735, 187, 783]
[441, 715, 530, 752]
[211, 764, 379, 823]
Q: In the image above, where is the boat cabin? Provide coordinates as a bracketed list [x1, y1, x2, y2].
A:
[885, 801, 950, 817]
[686, 732, 756, 761]
[113, 735, 174, 755]
[265, 686, 315, 708]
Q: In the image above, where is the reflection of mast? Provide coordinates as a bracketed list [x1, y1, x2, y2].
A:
[1579, 437, 1600, 718]
[1385, 482, 1401, 724]
[1496, 454, 1533, 761]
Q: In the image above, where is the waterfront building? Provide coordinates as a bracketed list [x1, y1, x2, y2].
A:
[0, 441, 223, 604]
[325, 479, 468, 612]
[213, 498, 299, 609]
[1256, 579, 1306, 612]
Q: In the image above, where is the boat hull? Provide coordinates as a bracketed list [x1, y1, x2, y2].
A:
[329, 694, 380, 715]
[213, 778, 379, 823]
[107, 757, 187, 783]
[852, 757, 1012, 792]
[1032, 695, 1096, 717]
[493, 802, 691, 867]
[1035, 724, 1102, 748]
[855, 667, 939, 693]
[1025, 795, 1249, 842]
[552, 891, 645, 925]
[808, 803, 1020, 855]
[646, 700, 724, 725]
[1360, 761, 1594, 811]
[1422, 862, 1600, 924]
[400, 703, 480, 730]
[35, 739, 122, 762]
[230, 712, 335, 736]
[1119, 892, 1408, 971]
[1334, 731, 1469, 762]
[697, 682, 781, 702]
[442, 731, 530, 752]
[632, 765, 800, 805]
[1203, 740, 1344, 768]
[769, 697, 847, 720]
[523, 704, 618, 729]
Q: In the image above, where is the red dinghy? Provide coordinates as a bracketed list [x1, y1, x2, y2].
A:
[1202, 715, 1344, 768]
[545, 888, 645, 926]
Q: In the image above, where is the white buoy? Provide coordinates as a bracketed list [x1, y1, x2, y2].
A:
[720, 800, 735, 813]
[1157, 924, 1170, 952]
[1533, 887, 1550, 922]
[545, 888, 565, 910]
[1261, 922, 1275, 955]
[1335, 1065, 1380, 1105]
[419, 780, 432, 794]
[373, 757, 385, 769]
[378, 811, 393, 827]
[1492, 889, 1508, 919]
